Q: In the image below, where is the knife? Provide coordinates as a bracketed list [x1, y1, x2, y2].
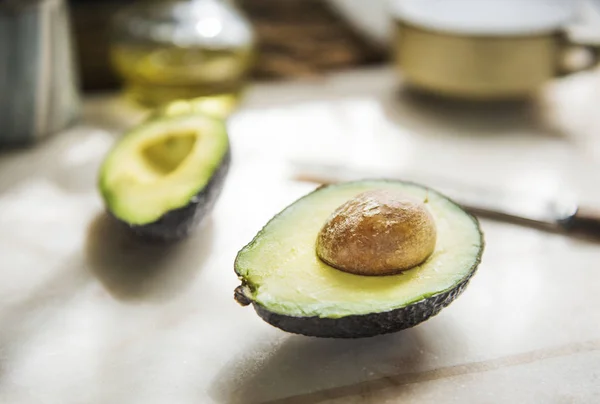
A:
[289, 161, 600, 238]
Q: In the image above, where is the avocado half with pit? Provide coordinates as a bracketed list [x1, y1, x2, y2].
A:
[98, 113, 230, 241]
[234, 180, 484, 338]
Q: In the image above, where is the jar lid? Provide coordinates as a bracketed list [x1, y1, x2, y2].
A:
[391, 0, 577, 36]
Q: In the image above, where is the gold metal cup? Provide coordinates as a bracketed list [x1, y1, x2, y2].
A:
[393, 21, 600, 100]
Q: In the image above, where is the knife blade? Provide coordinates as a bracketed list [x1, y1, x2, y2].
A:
[289, 161, 600, 238]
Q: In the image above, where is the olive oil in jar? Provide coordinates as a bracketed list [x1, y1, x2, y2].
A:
[110, 0, 255, 115]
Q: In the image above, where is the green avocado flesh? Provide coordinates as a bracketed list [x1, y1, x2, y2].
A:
[235, 180, 483, 319]
[99, 114, 229, 225]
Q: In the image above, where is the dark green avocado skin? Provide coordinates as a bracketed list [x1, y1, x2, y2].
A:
[236, 222, 483, 338]
[248, 261, 479, 338]
[111, 147, 231, 242]
[234, 179, 484, 338]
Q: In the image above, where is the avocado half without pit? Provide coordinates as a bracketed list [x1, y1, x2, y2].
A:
[98, 113, 230, 241]
[234, 180, 484, 338]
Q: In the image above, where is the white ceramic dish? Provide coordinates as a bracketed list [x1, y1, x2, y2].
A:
[327, 0, 600, 45]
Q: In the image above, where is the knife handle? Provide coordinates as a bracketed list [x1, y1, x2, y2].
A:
[566, 206, 600, 237]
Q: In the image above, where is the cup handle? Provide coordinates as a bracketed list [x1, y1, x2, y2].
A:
[556, 31, 600, 77]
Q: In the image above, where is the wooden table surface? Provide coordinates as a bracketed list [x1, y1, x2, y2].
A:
[1, 67, 599, 403]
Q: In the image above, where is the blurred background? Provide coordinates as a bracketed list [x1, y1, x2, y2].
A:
[68, 0, 600, 102]
[4, 1, 600, 403]
[4, 0, 600, 140]
[69, 0, 386, 92]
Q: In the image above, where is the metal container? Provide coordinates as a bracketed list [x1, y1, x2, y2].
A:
[391, 0, 600, 100]
[0, 0, 80, 146]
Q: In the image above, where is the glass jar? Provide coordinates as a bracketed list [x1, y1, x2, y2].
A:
[109, 0, 255, 116]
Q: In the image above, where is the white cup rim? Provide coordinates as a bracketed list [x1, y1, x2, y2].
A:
[391, 0, 577, 36]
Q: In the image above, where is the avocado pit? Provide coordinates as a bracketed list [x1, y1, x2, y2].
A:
[316, 189, 437, 276]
